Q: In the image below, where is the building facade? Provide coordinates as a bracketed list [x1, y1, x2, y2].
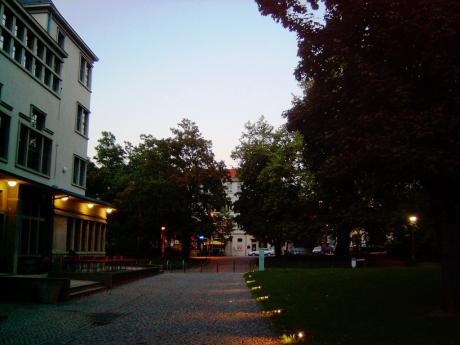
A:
[224, 168, 261, 256]
[0, 0, 111, 274]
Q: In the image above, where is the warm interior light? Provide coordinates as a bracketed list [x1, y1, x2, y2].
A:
[87, 203, 94, 209]
[7, 181, 17, 187]
[161, 226, 166, 231]
[62, 197, 69, 201]
[408, 215, 418, 223]
[106, 208, 113, 214]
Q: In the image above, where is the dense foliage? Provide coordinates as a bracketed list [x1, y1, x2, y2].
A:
[87, 119, 229, 258]
[256, 0, 460, 312]
[232, 117, 318, 254]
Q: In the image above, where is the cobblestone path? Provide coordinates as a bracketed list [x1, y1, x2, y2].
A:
[0, 273, 280, 345]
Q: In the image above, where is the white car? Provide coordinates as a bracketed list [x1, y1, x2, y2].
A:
[248, 248, 275, 256]
[312, 246, 323, 254]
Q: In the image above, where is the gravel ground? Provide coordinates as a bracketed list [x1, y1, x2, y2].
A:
[0, 273, 280, 345]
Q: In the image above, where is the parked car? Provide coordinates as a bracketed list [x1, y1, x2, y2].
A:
[248, 248, 275, 256]
[312, 245, 335, 255]
[288, 247, 307, 256]
[312, 246, 323, 254]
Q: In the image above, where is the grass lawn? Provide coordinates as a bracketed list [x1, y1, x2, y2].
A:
[246, 267, 460, 345]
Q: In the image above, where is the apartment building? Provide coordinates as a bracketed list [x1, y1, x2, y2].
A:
[0, 0, 111, 274]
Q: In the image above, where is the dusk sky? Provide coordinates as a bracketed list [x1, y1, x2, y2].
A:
[52, 0, 301, 166]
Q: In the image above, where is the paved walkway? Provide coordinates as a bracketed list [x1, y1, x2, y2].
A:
[0, 273, 280, 345]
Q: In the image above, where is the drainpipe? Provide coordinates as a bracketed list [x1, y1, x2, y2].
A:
[47, 11, 52, 34]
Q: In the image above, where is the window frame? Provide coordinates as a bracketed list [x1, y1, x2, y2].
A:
[0, 111, 10, 162]
[0, 2, 62, 96]
[75, 103, 90, 138]
[78, 54, 92, 90]
[72, 155, 87, 189]
[16, 123, 53, 177]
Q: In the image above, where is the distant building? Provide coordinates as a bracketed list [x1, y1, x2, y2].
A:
[0, 0, 112, 274]
[224, 168, 261, 256]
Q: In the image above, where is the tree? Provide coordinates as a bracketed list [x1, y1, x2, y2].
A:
[88, 120, 228, 258]
[232, 117, 318, 255]
[256, 0, 460, 312]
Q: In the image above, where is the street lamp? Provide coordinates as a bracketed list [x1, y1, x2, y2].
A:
[408, 215, 418, 263]
[161, 226, 166, 259]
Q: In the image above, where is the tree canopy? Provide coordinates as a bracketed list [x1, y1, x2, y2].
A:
[232, 117, 318, 254]
[87, 119, 228, 258]
[256, 0, 460, 312]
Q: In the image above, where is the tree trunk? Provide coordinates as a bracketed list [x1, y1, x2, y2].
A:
[274, 239, 283, 257]
[427, 180, 460, 314]
[334, 223, 351, 259]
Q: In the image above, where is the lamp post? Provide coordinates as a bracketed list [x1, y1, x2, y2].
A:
[161, 226, 166, 259]
[408, 215, 418, 263]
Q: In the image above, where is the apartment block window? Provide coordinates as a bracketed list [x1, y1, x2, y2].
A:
[79, 55, 92, 89]
[30, 107, 45, 130]
[0, 112, 10, 160]
[2, 6, 13, 30]
[0, 29, 11, 54]
[14, 20, 25, 41]
[17, 124, 52, 175]
[72, 156, 87, 188]
[25, 30, 34, 50]
[0, 6, 62, 94]
[76, 104, 89, 136]
[57, 29, 65, 48]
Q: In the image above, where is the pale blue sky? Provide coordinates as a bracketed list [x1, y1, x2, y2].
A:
[53, 0, 300, 166]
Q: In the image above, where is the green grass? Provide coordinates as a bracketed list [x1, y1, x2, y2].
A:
[246, 267, 460, 345]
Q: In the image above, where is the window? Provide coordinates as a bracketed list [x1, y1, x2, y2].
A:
[57, 29, 65, 48]
[19, 187, 49, 257]
[0, 8, 61, 94]
[36, 40, 44, 59]
[0, 29, 11, 55]
[14, 21, 25, 41]
[79, 55, 92, 89]
[34, 60, 42, 80]
[72, 156, 87, 188]
[76, 104, 89, 136]
[66, 217, 106, 253]
[0, 112, 10, 160]
[17, 124, 52, 175]
[30, 107, 45, 130]
[26, 30, 34, 50]
[2, 6, 13, 30]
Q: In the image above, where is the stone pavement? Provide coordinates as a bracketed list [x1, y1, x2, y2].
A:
[0, 272, 280, 345]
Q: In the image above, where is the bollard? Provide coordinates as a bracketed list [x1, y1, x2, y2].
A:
[351, 257, 356, 268]
[166, 260, 169, 272]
